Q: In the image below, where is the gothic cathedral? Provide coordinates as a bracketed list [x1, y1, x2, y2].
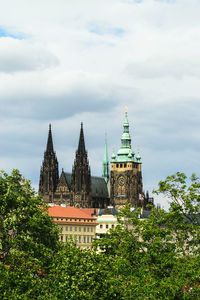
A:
[39, 112, 153, 209]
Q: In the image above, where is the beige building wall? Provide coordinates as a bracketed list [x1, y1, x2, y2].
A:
[96, 214, 119, 235]
[53, 218, 97, 249]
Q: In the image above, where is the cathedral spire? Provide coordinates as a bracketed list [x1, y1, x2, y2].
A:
[39, 124, 59, 202]
[102, 134, 109, 183]
[71, 123, 92, 207]
[46, 124, 54, 154]
[78, 122, 86, 154]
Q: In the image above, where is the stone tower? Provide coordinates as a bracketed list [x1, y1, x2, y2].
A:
[102, 134, 109, 183]
[71, 123, 92, 208]
[39, 124, 59, 202]
[110, 112, 143, 209]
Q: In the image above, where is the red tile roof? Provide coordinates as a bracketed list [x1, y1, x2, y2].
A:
[48, 206, 96, 220]
[80, 208, 98, 217]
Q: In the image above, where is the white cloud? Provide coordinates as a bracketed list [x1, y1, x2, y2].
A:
[0, 0, 200, 209]
[0, 37, 59, 72]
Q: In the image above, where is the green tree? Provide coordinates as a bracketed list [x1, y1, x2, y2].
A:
[94, 172, 200, 299]
[0, 169, 60, 298]
[1, 170, 200, 299]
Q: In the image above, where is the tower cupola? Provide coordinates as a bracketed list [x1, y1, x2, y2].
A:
[116, 111, 137, 163]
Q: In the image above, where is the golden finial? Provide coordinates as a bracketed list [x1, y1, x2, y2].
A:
[125, 106, 128, 114]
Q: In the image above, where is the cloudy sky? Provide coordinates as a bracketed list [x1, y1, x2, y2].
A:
[0, 0, 200, 208]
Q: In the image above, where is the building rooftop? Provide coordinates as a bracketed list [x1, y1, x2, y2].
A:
[48, 206, 96, 220]
[64, 172, 109, 198]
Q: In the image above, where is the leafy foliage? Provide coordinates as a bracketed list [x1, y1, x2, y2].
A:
[0, 169, 60, 298]
[94, 172, 200, 299]
[0, 170, 200, 299]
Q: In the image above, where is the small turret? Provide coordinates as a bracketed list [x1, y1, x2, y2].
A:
[136, 151, 141, 163]
[102, 134, 109, 183]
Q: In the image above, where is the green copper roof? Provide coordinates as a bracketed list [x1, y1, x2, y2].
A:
[136, 151, 141, 163]
[113, 111, 141, 163]
[111, 147, 117, 162]
[102, 134, 109, 183]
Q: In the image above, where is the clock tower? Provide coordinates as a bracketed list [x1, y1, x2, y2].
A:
[110, 111, 143, 209]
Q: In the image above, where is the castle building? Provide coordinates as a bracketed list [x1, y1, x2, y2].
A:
[110, 111, 143, 209]
[39, 112, 153, 209]
[39, 123, 109, 208]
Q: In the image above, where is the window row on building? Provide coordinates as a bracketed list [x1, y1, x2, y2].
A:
[60, 234, 94, 244]
[56, 217, 93, 222]
[60, 226, 94, 233]
[99, 224, 115, 229]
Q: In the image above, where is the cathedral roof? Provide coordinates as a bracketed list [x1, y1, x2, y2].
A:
[64, 172, 109, 199]
[91, 176, 109, 198]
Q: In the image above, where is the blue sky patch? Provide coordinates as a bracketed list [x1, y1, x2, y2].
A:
[0, 27, 23, 39]
[89, 24, 125, 37]
[155, 0, 175, 3]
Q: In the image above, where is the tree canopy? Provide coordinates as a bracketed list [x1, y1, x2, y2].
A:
[0, 170, 200, 299]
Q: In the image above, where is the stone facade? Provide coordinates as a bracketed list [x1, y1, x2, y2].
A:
[39, 113, 153, 210]
[110, 112, 153, 210]
[39, 123, 109, 208]
[39, 124, 59, 203]
[48, 206, 97, 249]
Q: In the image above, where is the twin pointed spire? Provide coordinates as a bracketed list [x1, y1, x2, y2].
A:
[46, 124, 54, 154]
[78, 122, 86, 154]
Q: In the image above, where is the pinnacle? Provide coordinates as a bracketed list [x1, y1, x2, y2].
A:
[46, 123, 54, 153]
[78, 122, 86, 154]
